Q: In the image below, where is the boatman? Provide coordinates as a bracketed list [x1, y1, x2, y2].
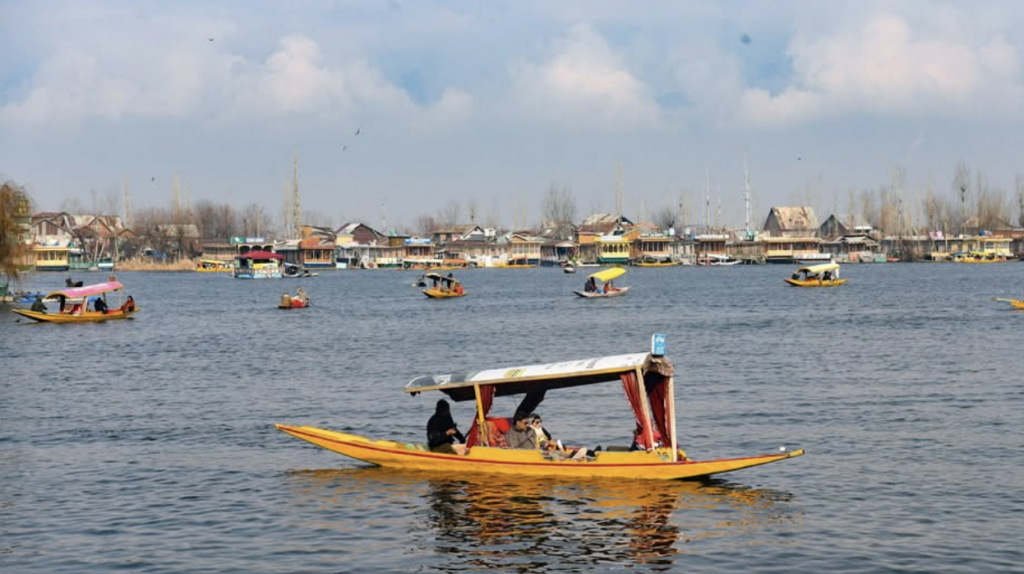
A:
[31, 295, 47, 314]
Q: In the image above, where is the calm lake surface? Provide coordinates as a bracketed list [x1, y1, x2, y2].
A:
[2, 264, 1023, 573]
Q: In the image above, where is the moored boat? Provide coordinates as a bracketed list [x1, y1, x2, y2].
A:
[574, 267, 630, 298]
[696, 254, 741, 266]
[196, 259, 233, 272]
[784, 262, 848, 287]
[275, 344, 804, 480]
[11, 280, 140, 323]
[234, 251, 283, 279]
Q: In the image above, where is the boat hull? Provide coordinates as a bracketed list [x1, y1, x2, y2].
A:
[423, 288, 466, 298]
[784, 278, 848, 287]
[573, 286, 631, 298]
[12, 307, 141, 323]
[275, 425, 804, 480]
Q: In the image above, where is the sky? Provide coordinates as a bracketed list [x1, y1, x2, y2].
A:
[2, 0, 1024, 231]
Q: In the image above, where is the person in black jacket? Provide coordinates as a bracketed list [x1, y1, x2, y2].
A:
[427, 399, 466, 455]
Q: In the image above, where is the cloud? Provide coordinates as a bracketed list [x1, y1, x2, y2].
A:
[1, 31, 458, 127]
[736, 13, 1024, 127]
[507, 24, 659, 128]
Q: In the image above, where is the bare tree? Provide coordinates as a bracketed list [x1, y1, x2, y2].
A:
[414, 214, 437, 237]
[1016, 175, 1024, 228]
[241, 203, 274, 237]
[653, 204, 676, 231]
[438, 201, 460, 227]
[467, 199, 479, 224]
[541, 184, 576, 240]
[953, 161, 970, 234]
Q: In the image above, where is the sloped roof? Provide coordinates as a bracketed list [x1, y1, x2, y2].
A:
[768, 207, 818, 230]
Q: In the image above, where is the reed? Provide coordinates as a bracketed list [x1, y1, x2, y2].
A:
[116, 258, 198, 271]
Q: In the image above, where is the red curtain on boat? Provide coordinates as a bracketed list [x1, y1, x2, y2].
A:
[621, 371, 654, 450]
[644, 371, 673, 448]
[465, 385, 496, 448]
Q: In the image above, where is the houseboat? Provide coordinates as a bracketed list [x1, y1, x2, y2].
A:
[33, 245, 71, 272]
[234, 251, 284, 279]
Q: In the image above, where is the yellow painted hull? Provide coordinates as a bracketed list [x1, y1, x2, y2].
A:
[195, 267, 232, 273]
[995, 298, 1024, 309]
[275, 424, 804, 480]
[784, 278, 848, 287]
[12, 308, 141, 323]
[635, 261, 679, 267]
[423, 288, 466, 298]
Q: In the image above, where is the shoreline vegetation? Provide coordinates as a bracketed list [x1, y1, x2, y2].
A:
[114, 259, 197, 272]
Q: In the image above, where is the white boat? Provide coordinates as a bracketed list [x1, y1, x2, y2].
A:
[696, 254, 741, 266]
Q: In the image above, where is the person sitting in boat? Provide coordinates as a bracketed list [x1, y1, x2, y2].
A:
[504, 412, 537, 450]
[453, 282, 464, 295]
[427, 399, 467, 455]
[296, 287, 309, 304]
[30, 294, 47, 314]
[121, 295, 135, 313]
[630, 423, 664, 451]
[530, 413, 588, 460]
[821, 271, 832, 281]
[94, 296, 108, 314]
[603, 280, 618, 294]
[584, 277, 597, 292]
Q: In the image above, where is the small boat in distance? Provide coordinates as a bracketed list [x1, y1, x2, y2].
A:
[275, 344, 804, 480]
[784, 262, 848, 287]
[992, 297, 1024, 309]
[574, 267, 630, 298]
[11, 280, 140, 323]
[279, 288, 310, 309]
[196, 259, 233, 272]
[423, 273, 466, 298]
[696, 254, 742, 266]
[634, 255, 679, 267]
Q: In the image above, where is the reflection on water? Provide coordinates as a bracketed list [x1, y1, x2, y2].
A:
[286, 467, 801, 572]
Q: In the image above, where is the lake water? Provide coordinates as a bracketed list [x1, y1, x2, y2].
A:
[2, 264, 1023, 573]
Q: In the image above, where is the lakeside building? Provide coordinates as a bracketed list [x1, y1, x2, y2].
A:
[760, 207, 822, 264]
[631, 234, 676, 264]
[505, 232, 544, 266]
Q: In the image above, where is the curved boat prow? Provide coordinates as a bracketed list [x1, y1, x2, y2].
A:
[275, 423, 805, 480]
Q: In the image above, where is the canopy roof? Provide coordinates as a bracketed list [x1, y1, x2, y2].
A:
[45, 281, 123, 300]
[589, 267, 626, 282]
[796, 262, 839, 275]
[405, 352, 651, 402]
[237, 250, 283, 260]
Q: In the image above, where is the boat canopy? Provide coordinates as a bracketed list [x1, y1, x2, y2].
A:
[45, 281, 123, 300]
[589, 267, 626, 283]
[237, 250, 283, 260]
[405, 352, 652, 402]
[796, 262, 839, 275]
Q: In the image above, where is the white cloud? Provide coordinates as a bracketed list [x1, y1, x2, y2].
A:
[508, 24, 659, 128]
[736, 13, 1024, 128]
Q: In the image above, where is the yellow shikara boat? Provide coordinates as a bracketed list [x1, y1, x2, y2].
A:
[993, 297, 1024, 309]
[11, 280, 140, 323]
[423, 272, 466, 298]
[195, 259, 233, 272]
[574, 267, 631, 298]
[784, 262, 848, 287]
[276, 347, 804, 480]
